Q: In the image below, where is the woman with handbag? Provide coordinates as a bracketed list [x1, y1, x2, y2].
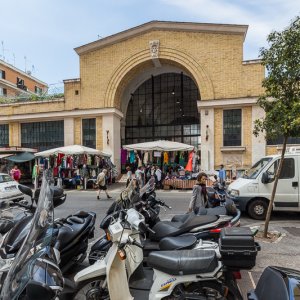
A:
[188, 172, 208, 214]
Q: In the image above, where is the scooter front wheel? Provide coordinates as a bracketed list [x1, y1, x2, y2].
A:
[74, 276, 109, 300]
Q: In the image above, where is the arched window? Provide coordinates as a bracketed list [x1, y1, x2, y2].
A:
[125, 72, 200, 148]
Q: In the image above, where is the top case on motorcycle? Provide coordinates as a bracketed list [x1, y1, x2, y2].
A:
[248, 267, 289, 300]
[149, 214, 218, 241]
[147, 249, 218, 275]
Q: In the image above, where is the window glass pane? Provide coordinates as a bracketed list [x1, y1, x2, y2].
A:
[125, 73, 200, 147]
[21, 121, 64, 151]
[280, 158, 295, 179]
[0, 124, 9, 147]
[223, 109, 241, 146]
[82, 118, 96, 149]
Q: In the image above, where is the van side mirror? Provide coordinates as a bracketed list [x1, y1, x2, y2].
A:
[261, 172, 269, 184]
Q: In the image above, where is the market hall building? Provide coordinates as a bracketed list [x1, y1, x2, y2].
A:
[0, 21, 286, 173]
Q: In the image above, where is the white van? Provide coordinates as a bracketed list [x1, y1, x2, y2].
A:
[228, 153, 299, 219]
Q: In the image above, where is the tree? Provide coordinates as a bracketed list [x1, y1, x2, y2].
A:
[253, 16, 300, 238]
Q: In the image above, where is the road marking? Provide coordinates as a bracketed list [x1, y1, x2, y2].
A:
[248, 271, 256, 289]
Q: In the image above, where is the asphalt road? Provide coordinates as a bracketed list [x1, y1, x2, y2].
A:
[52, 184, 300, 299]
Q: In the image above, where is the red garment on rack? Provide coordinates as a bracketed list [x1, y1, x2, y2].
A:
[185, 152, 193, 172]
[57, 153, 65, 165]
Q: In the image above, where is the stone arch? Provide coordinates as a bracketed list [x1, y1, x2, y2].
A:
[105, 47, 215, 109]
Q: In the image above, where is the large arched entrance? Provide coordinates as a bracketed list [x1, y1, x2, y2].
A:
[124, 72, 200, 148]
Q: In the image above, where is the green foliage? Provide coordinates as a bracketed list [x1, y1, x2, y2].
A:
[0, 93, 64, 104]
[253, 16, 300, 140]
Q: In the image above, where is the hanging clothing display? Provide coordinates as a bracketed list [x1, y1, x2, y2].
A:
[179, 152, 185, 166]
[129, 151, 135, 163]
[163, 152, 169, 164]
[185, 151, 194, 172]
[121, 149, 127, 164]
[175, 152, 180, 164]
[143, 152, 149, 164]
[32, 164, 39, 179]
[192, 152, 198, 172]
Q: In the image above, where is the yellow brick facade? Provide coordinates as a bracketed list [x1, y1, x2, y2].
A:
[0, 21, 279, 170]
[242, 106, 252, 167]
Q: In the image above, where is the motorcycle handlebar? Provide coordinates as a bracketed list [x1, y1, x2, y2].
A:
[131, 239, 144, 249]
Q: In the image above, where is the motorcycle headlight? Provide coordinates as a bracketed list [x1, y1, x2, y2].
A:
[230, 189, 239, 197]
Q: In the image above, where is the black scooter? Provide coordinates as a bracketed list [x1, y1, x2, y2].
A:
[0, 183, 96, 286]
[89, 179, 240, 264]
[248, 266, 300, 300]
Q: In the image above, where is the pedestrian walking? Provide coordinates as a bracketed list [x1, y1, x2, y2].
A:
[96, 169, 112, 200]
[188, 172, 208, 214]
[155, 166, 162, 189]
[126, 166, 133, 187]
[219, 164, 226, 185]
[10, 165, 22, 183]
[135, 166, 144, 188]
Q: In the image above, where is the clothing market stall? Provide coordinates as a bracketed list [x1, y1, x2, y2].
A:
[122, 140, 200, 190]
[34, 145, 115, 190]
[5, 152, 36, 184]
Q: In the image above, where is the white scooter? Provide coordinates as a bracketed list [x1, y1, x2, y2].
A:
[73, 209, 243, 300]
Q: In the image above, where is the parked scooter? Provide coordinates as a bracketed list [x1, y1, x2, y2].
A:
[74, 208, 259, 300]
[247, 266, 300, 300]
[0, 171, 64, 300]
[0, 182, 96, 287]
[89, 179, 240, 264]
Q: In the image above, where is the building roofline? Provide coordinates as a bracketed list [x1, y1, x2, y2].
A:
[0, 59, 48, 87]
[63, 78, 81, 83]
[74, 20, 248, 55]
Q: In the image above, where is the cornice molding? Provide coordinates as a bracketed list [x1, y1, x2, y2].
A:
[0, 107, 123, 122]
[75, 21, 248, 55]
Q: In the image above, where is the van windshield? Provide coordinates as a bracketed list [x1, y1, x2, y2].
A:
[244, 157, 273, 179]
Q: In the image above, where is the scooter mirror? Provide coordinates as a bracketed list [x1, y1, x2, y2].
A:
[26, 281, 55, 300]
[138, 222, 148, 234]
[18, 184, 33, 198]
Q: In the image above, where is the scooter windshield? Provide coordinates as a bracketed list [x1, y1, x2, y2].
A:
[0, 170, 54, 300]
[139, 177, 155, 197]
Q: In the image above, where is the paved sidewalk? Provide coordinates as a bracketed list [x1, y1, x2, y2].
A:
[238, 221, 300, 298]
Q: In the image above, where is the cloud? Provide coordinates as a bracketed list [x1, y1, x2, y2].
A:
[160, 0, 300, 59]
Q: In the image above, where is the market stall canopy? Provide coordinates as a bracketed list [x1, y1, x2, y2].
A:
[123, 140, 194, 152]
[6, 152, 35, 163]
[34, 145, 111, 158]
[0, 154, 13, 159]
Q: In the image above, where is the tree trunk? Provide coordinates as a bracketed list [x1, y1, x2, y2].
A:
[263, 135, 288, 238]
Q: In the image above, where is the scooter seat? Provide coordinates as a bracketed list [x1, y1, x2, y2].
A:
[67, 216, 84, 224]
[148, 249, 218, 275]
[171, 213, 190, 223]
[150, 215, 218, 241]
[159, 235, 197, 250]
[55, 213, 94, 252]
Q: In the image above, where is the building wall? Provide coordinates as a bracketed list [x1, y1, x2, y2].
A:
[266, 146, 279, 156]
[214, 108, 223, 167]
[0, 23, 267, 170]
[74, 30, 264, 111]
[74, 118, 82, 145]
[96, 116, 103, 150]
[0, 61, 47, 95]
[242, 106, 252, 167]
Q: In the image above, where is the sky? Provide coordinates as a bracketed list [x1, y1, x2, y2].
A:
[1, 0, 299, 92]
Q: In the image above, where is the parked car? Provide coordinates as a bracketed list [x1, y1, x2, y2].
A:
[0, 173, 24, 202]
[228, 153, 300, 219]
